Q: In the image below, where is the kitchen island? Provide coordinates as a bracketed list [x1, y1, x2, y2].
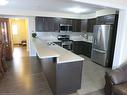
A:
[32, 38, 84, 95]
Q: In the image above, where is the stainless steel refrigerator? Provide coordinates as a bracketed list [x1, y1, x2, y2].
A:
[91, 25, 113, 67]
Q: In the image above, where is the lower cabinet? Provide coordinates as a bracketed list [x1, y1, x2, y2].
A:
[72, 41, 92, 57]
[53, 42, 62, 46]
[72, 41, 83, 55]
[54, 41, 92, 58]
[40, 57, 83, 95]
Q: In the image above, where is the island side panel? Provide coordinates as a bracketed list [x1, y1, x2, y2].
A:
[40, 58, 57, 95]
[56, 61, 83, 95]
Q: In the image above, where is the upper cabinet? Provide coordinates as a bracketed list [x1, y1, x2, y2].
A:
[72, 19, 81, 32]
[81, 18, 96, 33]
[35, 17, 82, 32]
[53, 18, 60, 32]
[59, 18, 72, 25]
[35, 17, 43, 32]
[35, 17, 59, 32]
[87, 18, 96, 33]
[96, 14, 116, 25]
[81, 14, 117, 33]
[35, 14, 118, 32]
[81, 19, 87, 32]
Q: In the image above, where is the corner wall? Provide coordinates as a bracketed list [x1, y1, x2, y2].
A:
[81, 9, 117, 19]
[112, 10, 127, 69]
[27, 17, 36, 56]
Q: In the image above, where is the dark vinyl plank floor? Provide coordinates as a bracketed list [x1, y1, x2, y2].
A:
[0, 46, 53, 95]
[0, 46, 105, 95]
[84, 89, 104, 95]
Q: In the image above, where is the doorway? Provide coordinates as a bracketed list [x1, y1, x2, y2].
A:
[9, 18, 29, 58]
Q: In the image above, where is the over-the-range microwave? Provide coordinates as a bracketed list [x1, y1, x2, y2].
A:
[60, 24, 72, 33]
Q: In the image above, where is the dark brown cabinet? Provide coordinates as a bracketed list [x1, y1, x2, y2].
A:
[35, 14, 117, 32]
[81, 18, 96, 33]
[43, 17, 54, 32]
[72, 19, 81, 32]
[72, 41, 83, 54]
[96, 14, 116, 25]
[40, 57, 83, 95]
[87, 18, 96, 33]
[72, 41, 92, 57]
[35, 17, 44, 32]
[35, 17, 82, 32]
[53, 42, 62, 46]
[82, 42, 92, 57]
[59, 18, 72, 25]
[35, 17, 60, 32]
[81, 19, 87, 32]
[54, 18, 60, 32]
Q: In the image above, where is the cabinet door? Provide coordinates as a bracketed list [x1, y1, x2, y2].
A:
[53, 42, 62, 46]
[72, 41, 83, 54]
[96, 14, 116, 25]
[72, 41, 92, 57]
[82, 42, 92, 57]
[35, 17, 60, 32]
[81, 19, 87, 32]
[43, 17, 55, 32]
[60, 18, 72, 25]
[72, 19, 81, 32]
[86, 42, 92, 57]
[35, 17, 44, 32]
[54, 18, 60, 32]
[87, 18, 96, 33]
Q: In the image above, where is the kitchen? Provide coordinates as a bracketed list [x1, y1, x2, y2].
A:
[34, 11, 118, 67]
[0, 0, 123, 95]
[31, 8, 118, 95]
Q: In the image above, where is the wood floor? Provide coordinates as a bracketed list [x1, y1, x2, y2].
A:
[0, 46, 53, 95]
[0, 46, 105, 95]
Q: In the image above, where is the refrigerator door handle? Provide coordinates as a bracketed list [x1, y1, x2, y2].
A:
[93, 49, 106, 54]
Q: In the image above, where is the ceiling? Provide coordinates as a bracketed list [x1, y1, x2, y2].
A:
[0, 0, 106, 14]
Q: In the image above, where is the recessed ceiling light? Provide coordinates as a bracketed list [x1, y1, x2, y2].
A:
[0, 0, 8, 6]
[67, 7, 89, 14]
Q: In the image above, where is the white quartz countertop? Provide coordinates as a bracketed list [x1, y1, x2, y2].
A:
[70, 37, 92, 43]
[32, 38, 59, 59]
[71, 38, 92, 43]
[32, 37, 84, 64]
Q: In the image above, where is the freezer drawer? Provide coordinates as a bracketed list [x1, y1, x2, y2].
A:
[91, 49, 108, 67]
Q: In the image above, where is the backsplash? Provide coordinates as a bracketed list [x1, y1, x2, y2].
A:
[36, 32, 93, 42]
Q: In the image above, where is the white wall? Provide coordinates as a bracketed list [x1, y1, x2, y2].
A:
[96, 9, 116, 17]
[112, 10, 127, 69]
[27, 17, 36, 56]
[0, 9, 83, 19]
[82, 13, 96, 19]
[82, 9, 117, 19]
[0, 8, 117, 19]
[74, 0, 127, 9]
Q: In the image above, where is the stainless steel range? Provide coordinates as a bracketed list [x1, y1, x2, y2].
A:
[57, 35, 73, 51]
